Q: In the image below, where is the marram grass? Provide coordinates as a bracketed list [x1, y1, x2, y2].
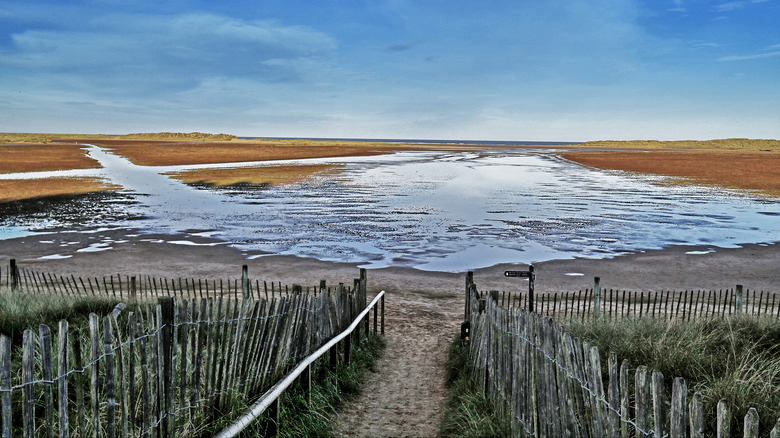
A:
[567, 316, 780, 437]
[440, 336, 511, 438]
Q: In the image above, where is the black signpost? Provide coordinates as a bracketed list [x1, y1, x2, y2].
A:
[504, 264, 535, 312]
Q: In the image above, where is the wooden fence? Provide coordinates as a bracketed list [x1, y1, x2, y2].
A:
[466, 277, 780, 438]
[1, 259, 348, 300]
[479, 282, 779, 321]
[0, 268, 378, 437]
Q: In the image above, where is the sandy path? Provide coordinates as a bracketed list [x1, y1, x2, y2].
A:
[332, 289, 461, 437]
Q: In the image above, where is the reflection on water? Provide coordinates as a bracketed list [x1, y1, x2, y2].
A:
[1, 145, 779, 271]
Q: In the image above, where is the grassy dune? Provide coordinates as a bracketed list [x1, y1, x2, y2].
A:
[581, 138, 780, 151]
[0, 143, 100, 174]
[90, 139, 395, 166]
[0, 178, 119, 203]
[0, 132, 234, 143]
[168, 164, 345, 187]
[561, 150, 780, 197]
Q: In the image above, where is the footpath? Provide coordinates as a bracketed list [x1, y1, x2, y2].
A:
[332, 288, 462, 437]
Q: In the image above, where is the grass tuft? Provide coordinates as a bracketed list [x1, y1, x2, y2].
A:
[440, 336, 511, 438]
[567, 316, 780, 436]
[0, 290, 121, 343]
[204, 333, 386, 437]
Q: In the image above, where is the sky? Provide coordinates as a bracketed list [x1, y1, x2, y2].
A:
[1, 1, 778, 142]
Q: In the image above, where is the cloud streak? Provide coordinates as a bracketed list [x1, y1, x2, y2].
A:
[1, 12, 337, 95]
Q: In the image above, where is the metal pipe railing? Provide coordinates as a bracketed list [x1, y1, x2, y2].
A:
[216, 290, 386, 438]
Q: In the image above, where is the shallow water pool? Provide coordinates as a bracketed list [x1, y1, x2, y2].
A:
[1, 145, 778, 271]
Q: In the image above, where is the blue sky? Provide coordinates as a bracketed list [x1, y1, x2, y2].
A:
[1, 1, 778, 141]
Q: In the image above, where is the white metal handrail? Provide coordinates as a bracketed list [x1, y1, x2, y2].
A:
[216, 290, 386, 438]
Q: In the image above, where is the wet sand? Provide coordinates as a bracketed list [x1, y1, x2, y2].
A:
[2, 227, 778, 295]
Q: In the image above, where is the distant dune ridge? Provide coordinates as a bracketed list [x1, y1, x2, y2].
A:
[1, 133, 779, 201]
[581, 138, 780, 151]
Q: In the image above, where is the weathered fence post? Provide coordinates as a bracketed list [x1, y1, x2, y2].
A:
[465, 271, 474, 321]
[717, 398, 731, 438]
[528, 265, 535, 313]
[743, 408, 759, 438]
[242, 265, 249, 299]
[9, 260, 18, 290]
[131, 276, 137, 302]
[736, 285, 743, 315]
[159, 297, 175, 438]
[381, 293, 385, 335]
[594, 277, 601, 319]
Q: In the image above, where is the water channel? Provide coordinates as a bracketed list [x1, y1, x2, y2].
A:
[1, 145, 779, 271]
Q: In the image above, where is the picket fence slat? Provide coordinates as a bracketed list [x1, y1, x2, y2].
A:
[467, 274, 780, 438]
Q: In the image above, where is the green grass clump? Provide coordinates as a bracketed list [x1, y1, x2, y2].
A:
[440, 336, 511, 438]
[567, 316, 780, 436]
[0, 290, 121, 343]
[204, 333, 386, 437]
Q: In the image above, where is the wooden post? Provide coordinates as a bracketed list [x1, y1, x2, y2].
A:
[736, 285, 743, 315]
[465, 271, 473, 321]
[373, 301, 378, 334]
[652, 370, 667, 438]
[0, 335, 11, 438]
[159, 297, 175, 438]
[528, 265, 535, 313]
[689, 392, 704, 438]
[22, 329, 35, 438]
[670, 377, 686, 438]
[131, 276, 137, 302]
[717, 398, 730, 438]
[381, 293, 385, 335]
[344, 332, 351, 366]
[242, 265, 249, 299]
[594, 277, 601, 320]
[743, 408, 759, 438]
[58, 321, 69, 437]
[9, 260, 18, 290]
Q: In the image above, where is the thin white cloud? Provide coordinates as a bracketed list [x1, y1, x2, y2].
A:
[718, 43, 780, 61]
[718, 50, 780, 61]
[715, 1, 746, 12]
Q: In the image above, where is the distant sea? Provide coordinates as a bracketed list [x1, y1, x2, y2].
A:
[240, 137, 581, 146]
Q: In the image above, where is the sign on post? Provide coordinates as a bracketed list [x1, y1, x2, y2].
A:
[504, 265, 535, 312]
[504, 270, 531, 278]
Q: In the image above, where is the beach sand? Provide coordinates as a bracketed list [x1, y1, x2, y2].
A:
[2, 227, 778, 295]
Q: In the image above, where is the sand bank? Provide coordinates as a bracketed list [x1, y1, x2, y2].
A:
[2, 228, 777, 295]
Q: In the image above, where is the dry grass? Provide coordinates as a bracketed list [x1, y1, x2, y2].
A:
[0, 133, 111, 144]
[88, 139, 397, 166]
[0, 178, 119, 202]
[581, 138, 780, 151]
[561, 150, 780, 197]
[168, 164, 345, 186]
[0, 143, 101, 173]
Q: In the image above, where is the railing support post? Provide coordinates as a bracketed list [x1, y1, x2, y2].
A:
[381, 293, 385, 335]
[344, 333, 351, 366]
[373, 302, 378, 334]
